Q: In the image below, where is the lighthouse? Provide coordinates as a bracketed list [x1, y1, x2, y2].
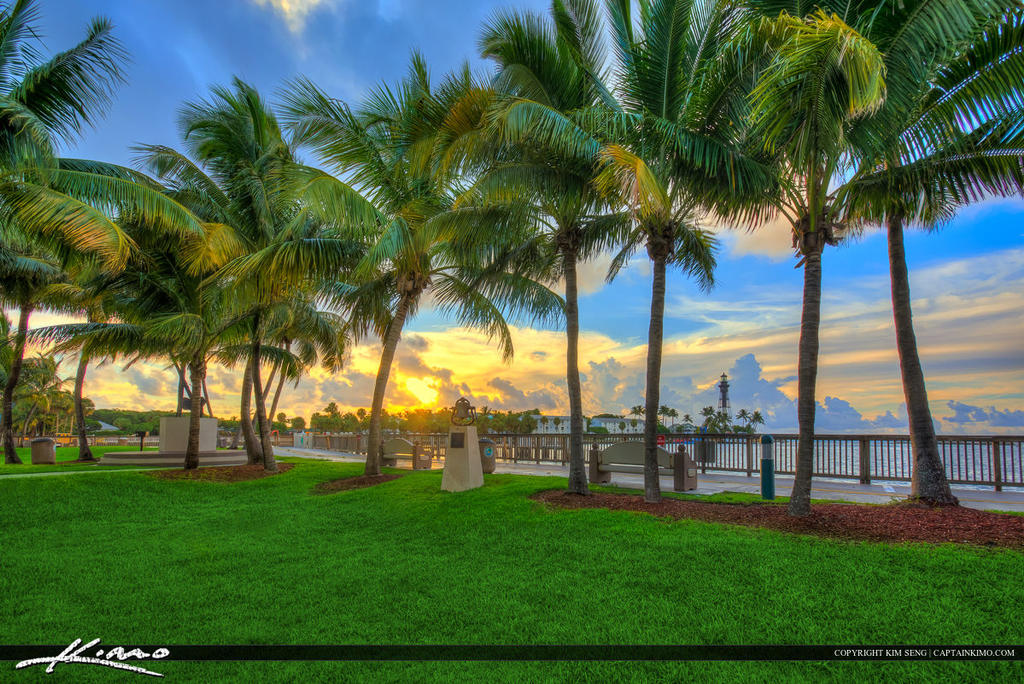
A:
[718, 373, 731, 413]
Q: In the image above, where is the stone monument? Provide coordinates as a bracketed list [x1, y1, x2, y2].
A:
[441, 397, 483, 492]
[99, 416, 246, 466]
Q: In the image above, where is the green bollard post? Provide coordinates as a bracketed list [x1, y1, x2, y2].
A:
[760, 434, 775, 500]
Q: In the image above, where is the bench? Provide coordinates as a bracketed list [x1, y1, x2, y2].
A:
[588, 441, 697, 491]
[382, 438, 431, 470]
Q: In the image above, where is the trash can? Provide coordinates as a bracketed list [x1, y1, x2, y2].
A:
[672, 447, 698, 491]
[478, 438, 496, 474]
[412, 443, 432, 470]
[30, 437, 56, 465]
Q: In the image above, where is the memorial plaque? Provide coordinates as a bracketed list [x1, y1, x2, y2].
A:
[450, 432, 465, 448]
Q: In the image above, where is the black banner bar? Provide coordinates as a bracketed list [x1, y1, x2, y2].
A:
[2, 645, 1021, 662]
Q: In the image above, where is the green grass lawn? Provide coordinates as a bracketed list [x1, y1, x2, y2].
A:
[0, 445, 160, 475]
[1, 458, 1020, 682]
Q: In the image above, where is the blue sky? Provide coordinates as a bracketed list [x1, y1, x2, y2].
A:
[29, 0, 1024, 433]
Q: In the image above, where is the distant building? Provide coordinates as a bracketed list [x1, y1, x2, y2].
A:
[718, 373, 731, 412]
[533, 415, 571, 434]
[589, 416, 644, 434]
[531, 414, 649, 434]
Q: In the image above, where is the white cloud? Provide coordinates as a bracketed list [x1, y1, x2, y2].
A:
[717, 213, 795, 261]
[249, 0, 336, 33]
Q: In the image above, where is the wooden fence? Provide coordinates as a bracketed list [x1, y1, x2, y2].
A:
[297, 430, 1024, 491]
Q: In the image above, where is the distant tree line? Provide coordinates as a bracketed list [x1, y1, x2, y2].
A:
[304, 402, 540, 435]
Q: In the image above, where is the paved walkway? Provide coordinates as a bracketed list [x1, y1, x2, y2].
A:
[0, 467, 162, 479]
[8, 447, 1017, 512]
[275, 446, 1024, 512]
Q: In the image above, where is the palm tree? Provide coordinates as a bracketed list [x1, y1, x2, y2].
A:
[0, 1, 205, 272]
[748, 0, 1011, 514]
[476, 0, 629, 496]
[282, 57, 563, 476]
[0, 1, 211, 463]
[41, 260, 114, 461]
[838, 5, 1024, 505]
[0, 248, 62, 462]
[14, 353, 64, 444]
[31, 205, 251, 470]
[0, 314, 11, 394]
[745, 5, 886, 515]
[137, 79, 352, 471]
[658, 404, 677, 429]
[220, 298, 346, 466]
[588, 0, 774, 503]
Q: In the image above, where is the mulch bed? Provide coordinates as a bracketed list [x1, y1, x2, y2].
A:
[312, 473, 403, 495]
[149, 463, 293, 482]
[534, 490, 1024, 549]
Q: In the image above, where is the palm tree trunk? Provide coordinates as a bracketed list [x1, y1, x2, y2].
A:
[267, 342, 289, 425]
[185, 355, 205, 470]
[789, 248, 822, 516]
[239, 360, 260, 463]
[563, 247, 588, 495]
[74, 353, 95, 461]
[251, 336, 277, 472]
[202, 377, 214, 418]
[888, 216, 958, 506]
[175, 364, 186, 417]
[268, 371, 286, 429]
[263, 364, 278, 405]
[366, 294, 413, 476]
[20, 403, 39, 447]
[643, 252, 667, 503]
[2, 302, 33, 464]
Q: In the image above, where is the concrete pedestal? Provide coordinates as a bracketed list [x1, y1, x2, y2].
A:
[159, 416, 217, 452]
[442, 425, 483, 492]
[30, 438, 56, 465]
[99, 416, 244, 466]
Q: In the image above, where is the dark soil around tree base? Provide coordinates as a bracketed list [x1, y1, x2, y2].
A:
[150, 464, 293, 482]
[534, 490, 1024, 549]
[312, 473, 403, 495]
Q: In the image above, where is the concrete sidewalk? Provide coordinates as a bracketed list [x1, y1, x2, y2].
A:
[275, 446, 1024, 512]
